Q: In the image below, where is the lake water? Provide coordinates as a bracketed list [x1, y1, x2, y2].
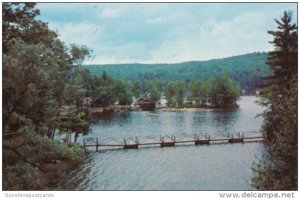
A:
[64, 96, 265, 190]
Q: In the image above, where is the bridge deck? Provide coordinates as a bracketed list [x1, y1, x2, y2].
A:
[82, 132, 265, 151]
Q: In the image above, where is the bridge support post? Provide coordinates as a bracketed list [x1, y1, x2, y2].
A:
[83, 138, 86, 151]
[96, 138, 99, 152]
[241, 132, 244, 143]
[160, 136, 164, 143]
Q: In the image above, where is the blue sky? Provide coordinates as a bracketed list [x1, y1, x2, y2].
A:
[36, 3, 297, 64]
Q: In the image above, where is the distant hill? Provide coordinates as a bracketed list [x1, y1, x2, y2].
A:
[81, 52, 270, 94]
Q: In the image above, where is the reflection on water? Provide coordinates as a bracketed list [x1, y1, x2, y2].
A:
[67, 96, 264, 190]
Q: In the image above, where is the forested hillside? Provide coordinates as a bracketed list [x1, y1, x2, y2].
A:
[82, 52, 270, 94]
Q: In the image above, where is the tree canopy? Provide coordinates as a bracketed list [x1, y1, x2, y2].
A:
[252, 11, 298, 190]
[3, 3, 91, 190]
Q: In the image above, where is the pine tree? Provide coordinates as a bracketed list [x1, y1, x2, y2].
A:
[266, 11, 297, 87]
[252, 11, 298, 190]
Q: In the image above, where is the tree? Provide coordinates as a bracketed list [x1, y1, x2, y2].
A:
[189, 79, 202, 104]
[70, 43, 93, 66]
[252, 11, 297, 190]
[132, 80, 141, 98]
[148, 83, 161, 102]
[175, 80, 186, 107]
[201, 80, 209, 105]
[165, 81, 177, 106]
[2, 3, 91, 190]
[265, 11, 297, 88]
[209, 73, 241, 108]
[102, 70, 109, 81]
[114, 80, 133, 105]
[56, 105, 90, 143]
[2, 3, 58, 53]
[81, 69, 94, 96]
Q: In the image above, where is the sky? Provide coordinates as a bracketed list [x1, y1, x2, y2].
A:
[36, 3, 297, 64]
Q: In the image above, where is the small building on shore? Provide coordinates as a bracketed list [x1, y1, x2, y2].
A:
[82, 97, 92, 107]
[139, 98, 155, 110]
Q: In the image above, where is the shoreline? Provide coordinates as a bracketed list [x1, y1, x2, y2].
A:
[90, 105, 238, 113]
[89, 95, 256, 113]
[162, 106, 238, 112]
[162, 107, 211, 112]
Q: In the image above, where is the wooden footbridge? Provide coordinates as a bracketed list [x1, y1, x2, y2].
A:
[82, 131, 265, 151]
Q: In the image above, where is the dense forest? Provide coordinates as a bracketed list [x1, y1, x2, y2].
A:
[82, 52, 270, 94]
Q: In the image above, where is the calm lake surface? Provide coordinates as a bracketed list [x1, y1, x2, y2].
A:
[65, 96, 265, 190]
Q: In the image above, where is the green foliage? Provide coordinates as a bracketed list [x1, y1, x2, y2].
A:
[209, 73, 241, 108]
[2, 3, 58, 53]
[148, 82, 161, 102]
[188, 79, 202, 103]
[70, 43, 93, 66]
[3, 130, 86, 190]
[165, 81, 177, 106]
[131, 80, 142, 98]
[3, 38, 70, 135]
[2, 3, 90, 190]
[114, 79, 133, 105]
[164, 76, 240, 108]
[81, 52, 270, 94]
[175, 81, 186, 107]
[74, 70, 135, 107]
[57, 105, 90, 134]
[89, 71, 116, 106]
[252, 11, 298, 190]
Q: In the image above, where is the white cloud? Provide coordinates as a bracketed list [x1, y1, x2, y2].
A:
[90, 42, 151, 64]
[99, 6, 126, 18]
[145, 39, 200, 63]
[144, 11, 276, 63]
[146, 14, 176, 25]
[38, 3, 297, 64]
[37, 3, 84, 13]
[48, 22, 102, 47]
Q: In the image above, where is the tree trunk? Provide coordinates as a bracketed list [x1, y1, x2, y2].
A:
[51, 128, 56, 140]
[68, 132, 71, 143]
[46, 128, 52, 138]
[74, 132, 79, 143]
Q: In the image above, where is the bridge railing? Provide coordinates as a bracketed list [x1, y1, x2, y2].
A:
[82, 131, 265, 151]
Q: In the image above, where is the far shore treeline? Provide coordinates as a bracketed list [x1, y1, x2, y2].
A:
[82, 52, 269, 95]
[77, 52, 270, 109]
[73, 68, 242, 108]
[78, 52, 269, 109]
